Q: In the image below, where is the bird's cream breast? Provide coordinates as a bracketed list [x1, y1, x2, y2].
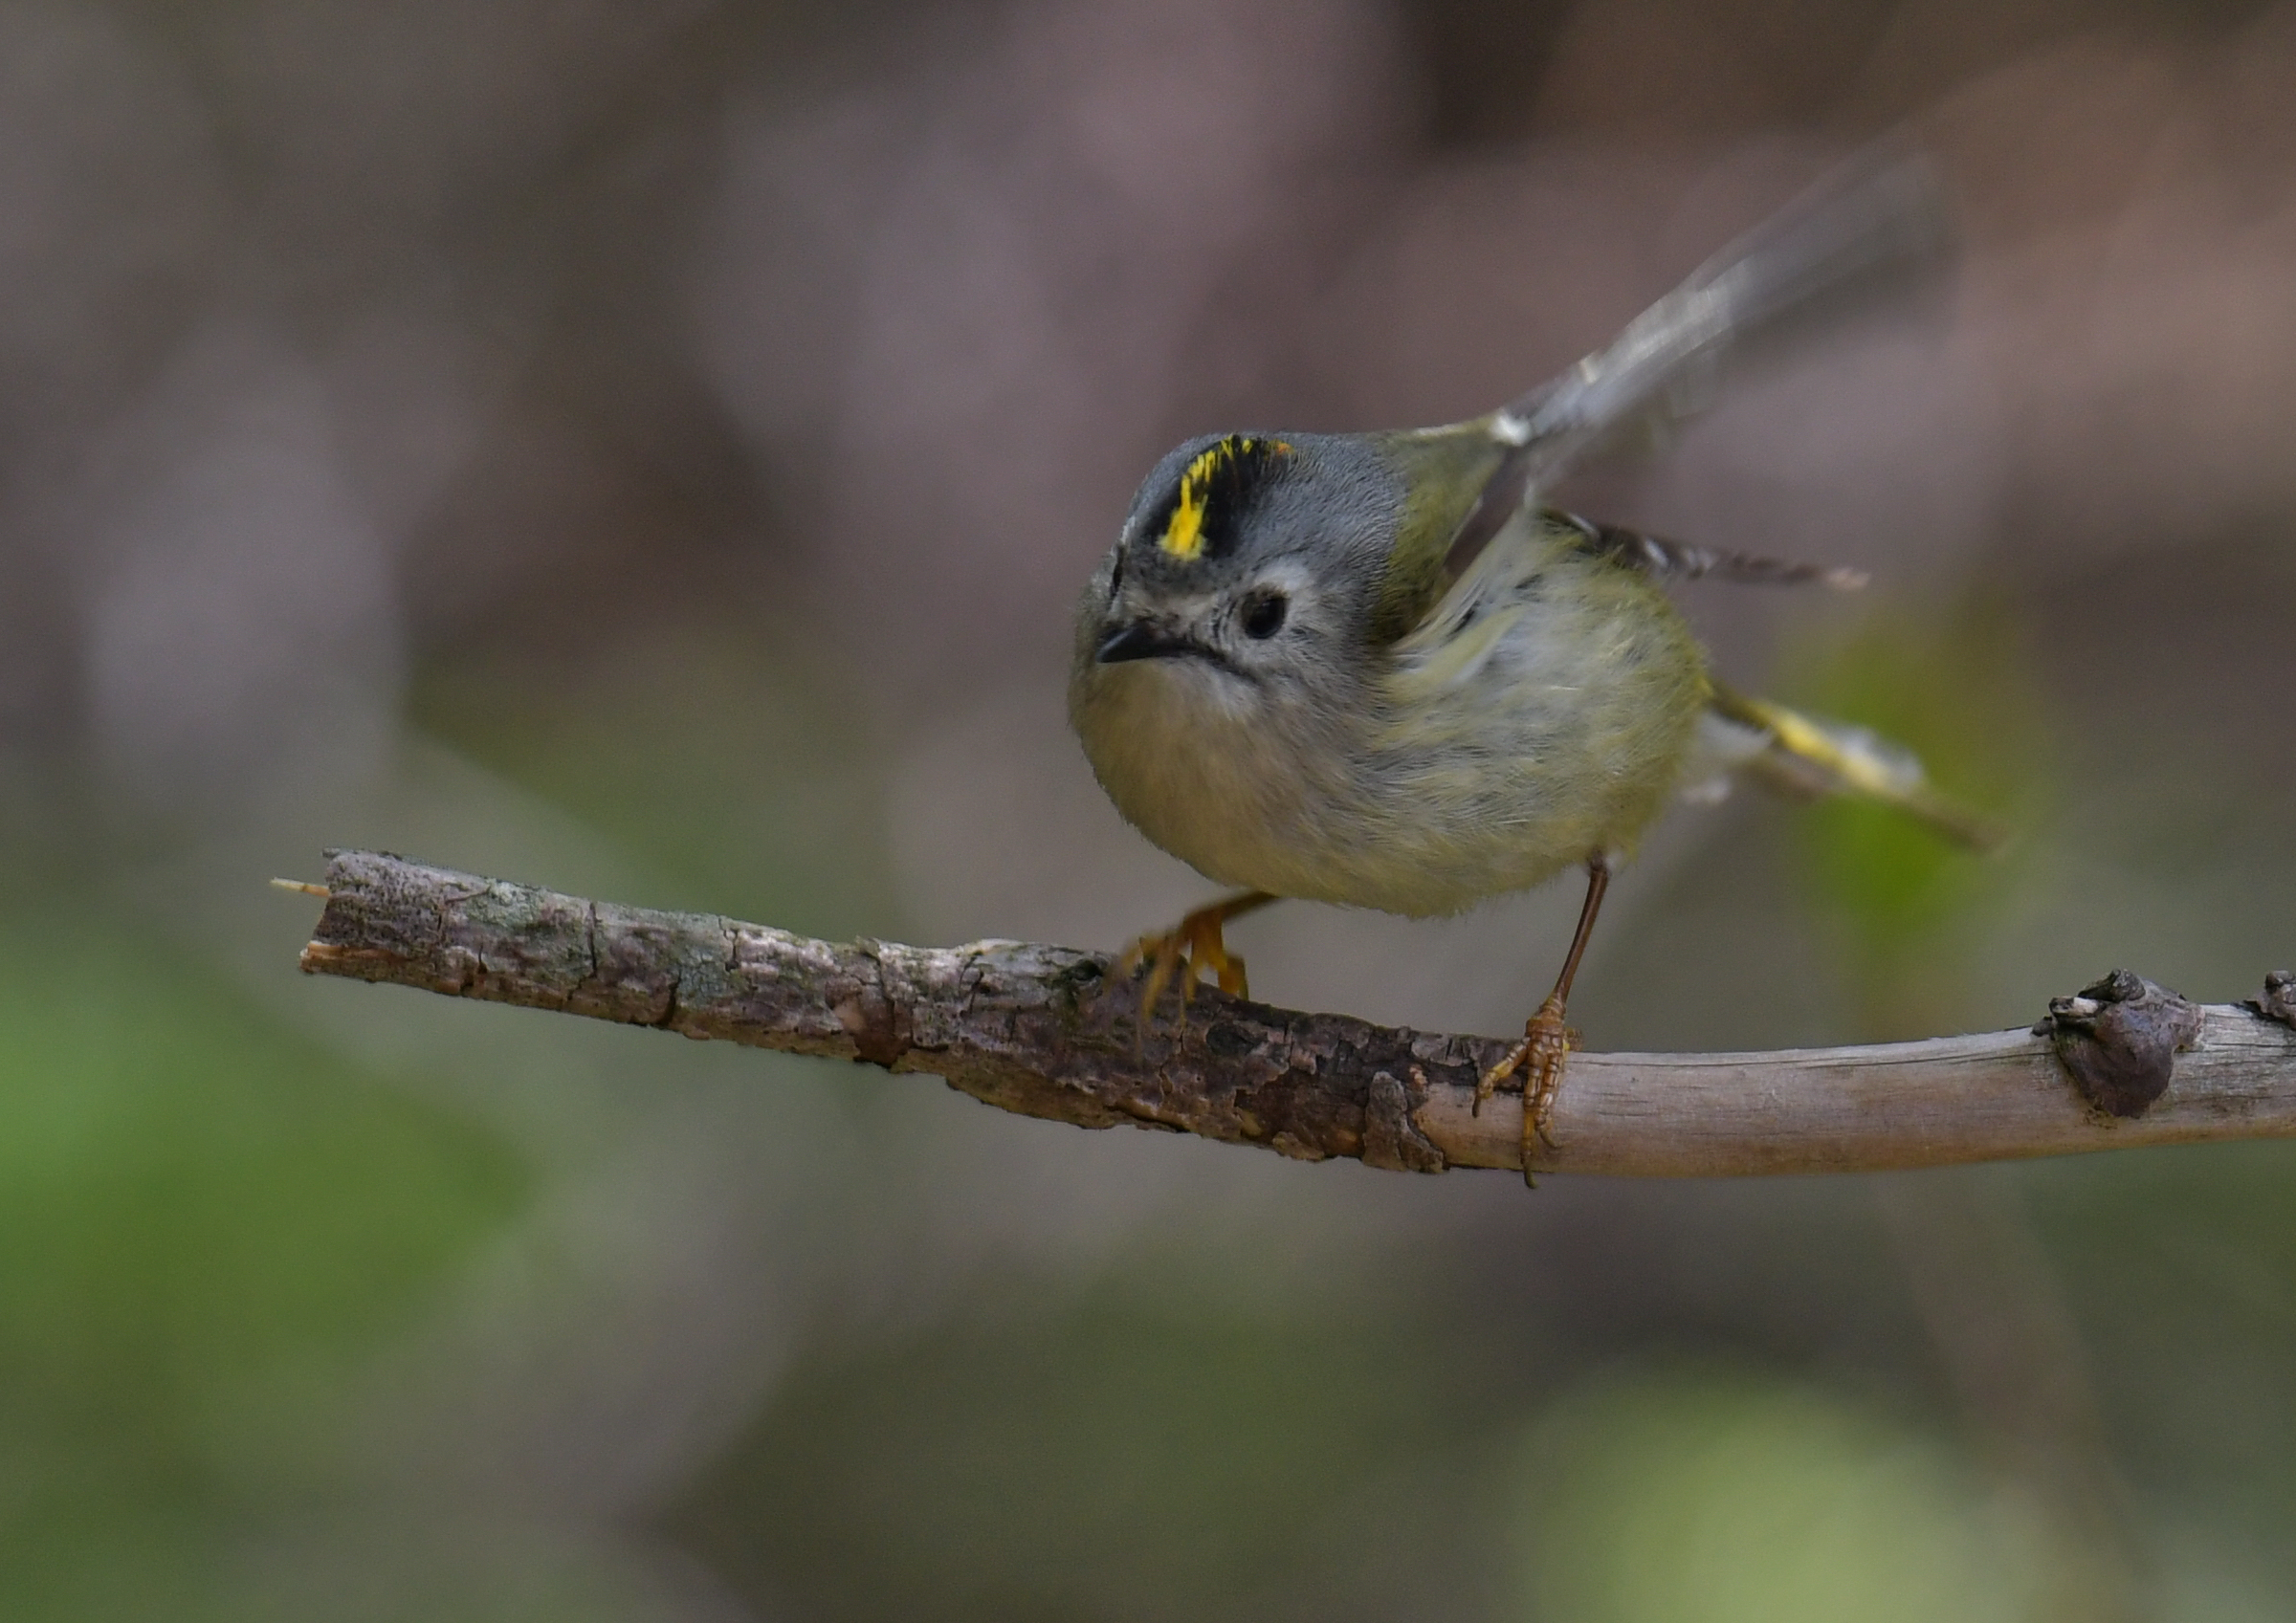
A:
[1069, 657, 1334, 896]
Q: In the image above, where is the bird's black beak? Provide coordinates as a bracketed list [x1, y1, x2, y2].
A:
[1095, 621, 1191, 664]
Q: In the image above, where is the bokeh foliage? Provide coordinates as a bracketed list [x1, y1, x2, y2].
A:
[1777, 601, 2053, 1029]
[0, 888, 527, 1619]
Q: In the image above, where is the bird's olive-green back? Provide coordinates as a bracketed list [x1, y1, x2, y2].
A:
[1364, 425, 1511, 644]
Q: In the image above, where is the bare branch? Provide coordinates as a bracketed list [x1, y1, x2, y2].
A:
[293, 849, 2296, 1178]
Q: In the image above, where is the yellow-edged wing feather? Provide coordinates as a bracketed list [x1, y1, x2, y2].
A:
[1709, 684, 2005, 850]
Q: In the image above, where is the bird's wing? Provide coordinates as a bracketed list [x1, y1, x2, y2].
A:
[1548, 511, 1869, 590]
[1704, 684, 2006, 850]
[1443, 144, 1953, 586]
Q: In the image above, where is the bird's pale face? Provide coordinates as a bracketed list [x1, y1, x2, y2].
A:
[1071, 432, 1391, 718]
[1087, 549, 1331, 713]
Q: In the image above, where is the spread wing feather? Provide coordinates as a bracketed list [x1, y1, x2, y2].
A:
[1551, 512, 1869, 590]
[1704, 684, 2005, 850]
[1441, 144, 1952, 590]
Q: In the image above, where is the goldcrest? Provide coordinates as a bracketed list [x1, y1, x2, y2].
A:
[1067, 150, 1992, 1179]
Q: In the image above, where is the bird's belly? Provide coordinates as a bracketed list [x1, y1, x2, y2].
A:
[1324, 708, 1691, 913]
[1330, 580, 1707, 913]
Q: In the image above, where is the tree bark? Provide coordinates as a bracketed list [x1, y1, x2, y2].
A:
[292, 849, 2296, 1178]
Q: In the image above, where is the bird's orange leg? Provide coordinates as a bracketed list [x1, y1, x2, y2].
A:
[1475, 857, 1611, 1184]
[1117, 890, 1277, 1027]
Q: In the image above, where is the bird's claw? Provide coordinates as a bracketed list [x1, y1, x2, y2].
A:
[1117, 904, 1249, 1030]
[1474, 994, 1574, 1164]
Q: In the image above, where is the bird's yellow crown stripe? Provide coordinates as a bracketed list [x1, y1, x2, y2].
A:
[1159, 436, 1291, 559]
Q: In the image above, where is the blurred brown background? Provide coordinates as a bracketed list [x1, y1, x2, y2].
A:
[4, 0, 2295, 1617]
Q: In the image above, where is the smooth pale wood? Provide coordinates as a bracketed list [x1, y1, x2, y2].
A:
[1425, 1012, 2296, 1175]
[295, 850, 2296, 1178]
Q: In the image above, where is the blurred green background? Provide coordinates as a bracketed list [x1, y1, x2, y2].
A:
[3, 0, 2295, 1617]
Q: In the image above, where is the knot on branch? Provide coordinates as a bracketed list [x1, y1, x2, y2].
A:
[2248, 971, 2296, 1030]
[2041, 970, 2201, 1119]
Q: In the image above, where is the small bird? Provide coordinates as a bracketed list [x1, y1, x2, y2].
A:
[1067, 150, 1997, 1180]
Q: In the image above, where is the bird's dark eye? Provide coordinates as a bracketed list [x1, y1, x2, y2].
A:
[1241, 590, 1288, 640]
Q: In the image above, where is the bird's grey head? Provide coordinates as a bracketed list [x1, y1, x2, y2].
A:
[1079, 431, 1397, 701]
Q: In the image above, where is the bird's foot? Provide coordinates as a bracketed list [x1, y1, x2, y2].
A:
[1116, 895, 1258, 1029]
[1475, 993, 1574, 1174]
